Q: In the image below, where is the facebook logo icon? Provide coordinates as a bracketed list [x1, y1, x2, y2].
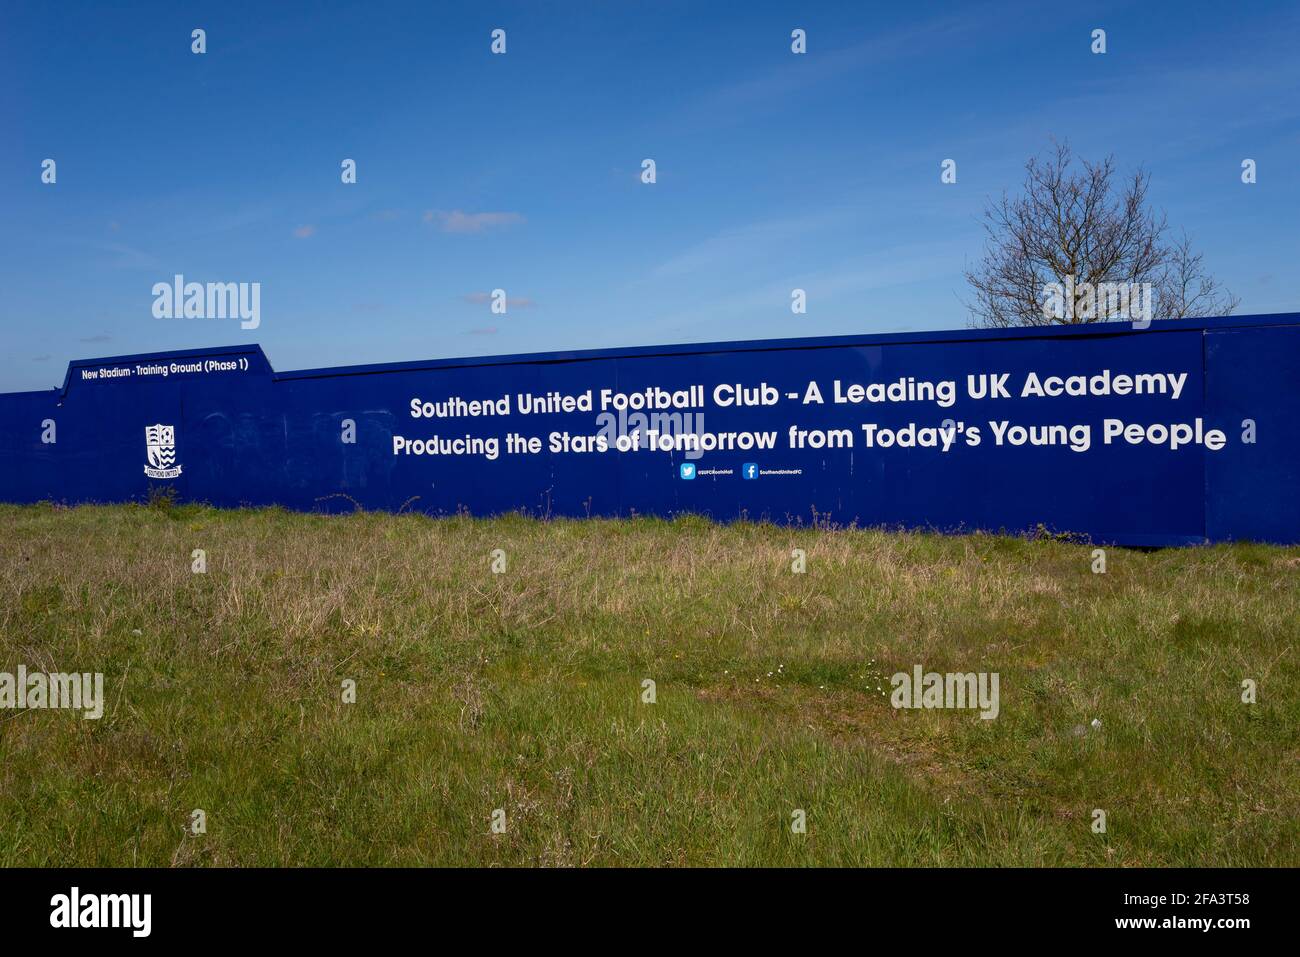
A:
[680, 463, 696, 480]
[742, 463, 758, 480]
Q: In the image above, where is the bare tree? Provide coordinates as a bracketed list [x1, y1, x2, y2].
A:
[965, 140, 1237, 327]
[1154, 230, 1240, 320]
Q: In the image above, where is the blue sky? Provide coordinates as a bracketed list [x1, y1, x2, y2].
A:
[2, 0, 1298, 391]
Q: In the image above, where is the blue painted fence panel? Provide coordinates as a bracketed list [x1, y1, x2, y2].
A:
[2, 315, 1297, 545]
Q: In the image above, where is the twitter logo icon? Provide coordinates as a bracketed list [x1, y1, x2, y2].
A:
[680, 463, 696, 480]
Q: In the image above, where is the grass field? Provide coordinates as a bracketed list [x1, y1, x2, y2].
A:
[0, 501, 1295, 867]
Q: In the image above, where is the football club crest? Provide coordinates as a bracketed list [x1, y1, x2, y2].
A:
[143, 424, 182, 479]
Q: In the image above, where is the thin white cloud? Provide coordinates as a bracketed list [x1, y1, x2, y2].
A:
[625, 237, 971, 341]
[687, 11, 987, 121]
[647, 206, 859, 280]
[426, 210, 525, 233]
[87, 241, 160, 271]
[462, 292, 536, 308]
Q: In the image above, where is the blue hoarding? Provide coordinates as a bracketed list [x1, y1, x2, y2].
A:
[2, 314, 1297, 545]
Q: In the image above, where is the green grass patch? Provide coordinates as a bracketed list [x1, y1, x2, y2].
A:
[0, 504, 1295, 866]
